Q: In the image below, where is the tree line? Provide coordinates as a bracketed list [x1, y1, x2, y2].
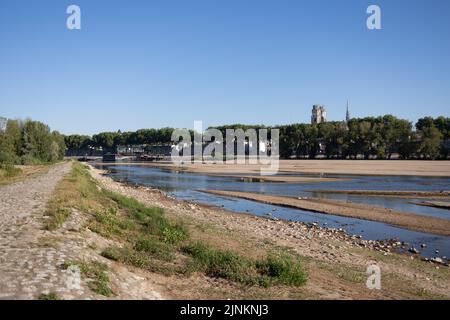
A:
[62, 115, 450, 160]
[278, 116, 448, 160]
[64, 128, 175, 155]
[0, 119, 66, 165]
[211, 116, 449, 160]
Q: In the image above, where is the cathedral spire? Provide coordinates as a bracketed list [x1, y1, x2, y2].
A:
[346, 100, 350, 122]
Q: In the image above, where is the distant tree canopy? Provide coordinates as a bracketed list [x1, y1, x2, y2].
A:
[0, 119, 66, 165]
[215, 116, 449, 160]
[64, 128, 176, 155]
[63, 115, 449, 160]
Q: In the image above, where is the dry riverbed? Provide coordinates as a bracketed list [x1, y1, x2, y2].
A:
[86, 165, 450, 299]
[98, 159, 450, 177]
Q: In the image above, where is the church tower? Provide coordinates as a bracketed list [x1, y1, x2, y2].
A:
[311, 105, 326, 124]
[345, 100, 351, 122]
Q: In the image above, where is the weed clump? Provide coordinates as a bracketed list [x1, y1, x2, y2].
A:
[183, 242, 307, 287]
[63, 260, 113, 297]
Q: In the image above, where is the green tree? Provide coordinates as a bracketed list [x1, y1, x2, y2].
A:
[0, 120, 22, 164]
[418, 125, 442, 159]
[51, 131, 67, 161]
[318, 122, 335, 158]
[21, 120, 54, 163]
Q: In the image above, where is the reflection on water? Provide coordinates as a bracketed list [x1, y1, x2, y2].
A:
[96, 164, 450, 259]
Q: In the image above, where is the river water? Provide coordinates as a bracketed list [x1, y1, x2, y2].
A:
[95, 164, 450, 259]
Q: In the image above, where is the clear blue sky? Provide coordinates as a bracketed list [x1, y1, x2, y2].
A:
[0, 0, 449, 135]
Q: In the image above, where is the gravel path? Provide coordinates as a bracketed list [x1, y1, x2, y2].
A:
[0, 162, 164, 300]
[0, 162, 76, 299]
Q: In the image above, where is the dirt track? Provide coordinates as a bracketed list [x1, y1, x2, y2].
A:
[0, 163, 75, 299]
[0, 162, 163, 300]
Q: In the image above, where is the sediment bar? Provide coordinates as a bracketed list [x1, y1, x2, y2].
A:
[202, 190, 450, 236]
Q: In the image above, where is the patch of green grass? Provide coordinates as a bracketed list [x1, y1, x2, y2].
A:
[256, 253, 308, 287]
[0, 163, 22, 186]
[102, 246, 150, 269]
[38, 292, 59, 300]
[45, 207, 71, 230]
[134, 237, 175, 261]
[162, 225, 188, 244]
[417, 288, 429, 297]
[183, 242, 255, 284]
[63, 260, 113, 297]
[0, 163, 50, 186]
[90, 207, 136, 238]
[0, 163, 21, 177]
[103, 190, 188, 243]
[183, 242, 307, 287]
[101, 246, 177, 275]
[45, 162, 102, 230]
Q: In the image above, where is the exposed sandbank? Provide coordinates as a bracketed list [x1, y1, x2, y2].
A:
[201, 190, 450, 237]
[96, 160, 450, 177]
[309, 189, 450, 199]
[213, 175, 344, 183]
[412, 201, 450, 211]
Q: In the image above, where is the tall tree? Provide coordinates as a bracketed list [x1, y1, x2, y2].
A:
[417, 125, 443, 159]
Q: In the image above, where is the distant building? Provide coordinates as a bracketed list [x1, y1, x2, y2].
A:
[117, 144, 145, 155]
[311, 105, 326, 124]
[147, 144, 172, 156]
[102, 153, 116, 162]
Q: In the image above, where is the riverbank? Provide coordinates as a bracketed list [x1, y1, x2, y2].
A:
[95, 160, 450, 177]
[88, 164, 450, 299]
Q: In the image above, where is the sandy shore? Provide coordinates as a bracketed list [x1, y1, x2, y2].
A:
[309, 190, 450, 199]
[201, 190, 450, 236]
[96, 159, 450, 177]
[214, 175, 344, 183]
[412, 201, 450, 210]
